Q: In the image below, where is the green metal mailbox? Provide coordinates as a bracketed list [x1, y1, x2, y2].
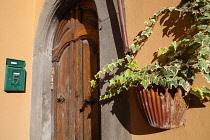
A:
[4, 58, 26, 92]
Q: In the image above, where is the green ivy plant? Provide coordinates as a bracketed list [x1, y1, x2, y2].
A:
[91, 0, 210, 100]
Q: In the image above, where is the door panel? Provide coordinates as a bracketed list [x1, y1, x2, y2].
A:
[52, 1, 99, 139]
[55, 47, 70, 140]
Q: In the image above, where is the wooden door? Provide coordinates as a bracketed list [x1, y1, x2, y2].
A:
[52, 1, 99, 140]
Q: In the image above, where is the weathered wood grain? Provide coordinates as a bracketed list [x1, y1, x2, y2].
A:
[52, 0, 99, 139]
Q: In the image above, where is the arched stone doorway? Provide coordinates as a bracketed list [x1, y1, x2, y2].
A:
[30, 0, 130, 140]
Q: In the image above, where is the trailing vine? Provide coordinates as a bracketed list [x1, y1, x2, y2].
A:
[91, 0, 210, 100]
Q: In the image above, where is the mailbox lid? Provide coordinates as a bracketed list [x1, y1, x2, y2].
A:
[6, 58, 25, 67]
[4, 66, 26, 92]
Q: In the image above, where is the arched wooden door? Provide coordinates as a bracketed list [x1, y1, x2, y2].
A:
[52, 1, 99, 139]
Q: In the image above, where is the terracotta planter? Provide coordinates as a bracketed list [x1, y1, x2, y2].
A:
[133, 86, 190, 129]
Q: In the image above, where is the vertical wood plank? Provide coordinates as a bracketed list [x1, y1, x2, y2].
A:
[83, 40, 92, 140]
[74, 40, 80, 140]
[56, 49, 69, 140]
[68, 42, 76, 140]
[78, 39, 84, 140]
[90, 41, 100, 140]
[66, 47, 70, 140]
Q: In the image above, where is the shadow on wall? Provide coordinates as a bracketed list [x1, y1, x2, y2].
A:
[152, 10, 192, 63]
[105, 0, 125, 59]
[160, 11, 192, 41]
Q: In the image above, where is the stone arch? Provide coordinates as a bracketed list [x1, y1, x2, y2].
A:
[30, 0, 129, 140]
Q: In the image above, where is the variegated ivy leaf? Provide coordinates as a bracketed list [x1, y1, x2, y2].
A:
[95, 71, 104, 79]
[100, 93, 109, 100]
[167, 79, 177, 89]
[128, 60, 138, 70]
[165, 7, 174, 12]
[141, 27, 152, 37]
[192, 9, 199, 14]
[157, 47, 168, 57]
[144, 19, 156, 26]
[179, 79, 189, 91]
[202, 86, 210, 98]
[203, 37, 210, 46]
[191, 86, 204, 100]
[125, 55, 134, 63]
[171, 41, 179, 51]
[150, 65, 159, 71]
[194, 32, 208, 44]
[154, 10, 161, 17]
[155, 61, 162, 68]
[112, 58, 125, 66]
[198, 47, 210, 60]
[202, 73, 210, 83]
[109, 79, 116, 86]
[171, 78, 179, 88]
[130, 44, 140, 53]
[108, 64, 116, 71]
[90, 80, 96, 88]
[199, 6, 206, 13]
[204, 10, 210, 18]
[164, 69, 175, 78]
[124, 69, 133, 77]
[198, 25, 208, 30]
[141, 77, 150, 88]
[199, 61, 208, 72]
[152, 76, 159, 85]
[207, 26, 210, 32]
[159, 78, 167, 87]
[103, 64, 109, 71]
[112, 58, 118, 64]
[117, 58, 125, 66]
[116, 75, 126, 83]
[135, 36, 143, 42]
[191, 85, 210, 100]
[169, 66, 179, 75]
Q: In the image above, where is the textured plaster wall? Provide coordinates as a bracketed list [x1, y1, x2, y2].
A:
[124, 0, 210, 140]
[34, 0, 45, 30]
[0, 1, 34, 140]
[0, 0, 44, 140]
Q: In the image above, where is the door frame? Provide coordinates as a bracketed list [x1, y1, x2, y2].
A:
[30, 1, 83, 139]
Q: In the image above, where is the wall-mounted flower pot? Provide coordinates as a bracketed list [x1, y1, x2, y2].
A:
[133, 85, 190, 129]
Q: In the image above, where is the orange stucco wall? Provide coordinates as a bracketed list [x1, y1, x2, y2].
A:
[124, 0, 210, 140]
[0, 0, 210, 140]
[0, 0, 44, 140]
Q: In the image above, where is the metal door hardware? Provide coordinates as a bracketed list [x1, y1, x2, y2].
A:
[84, 96, 97, 105]
[57, 95, 66, 103]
